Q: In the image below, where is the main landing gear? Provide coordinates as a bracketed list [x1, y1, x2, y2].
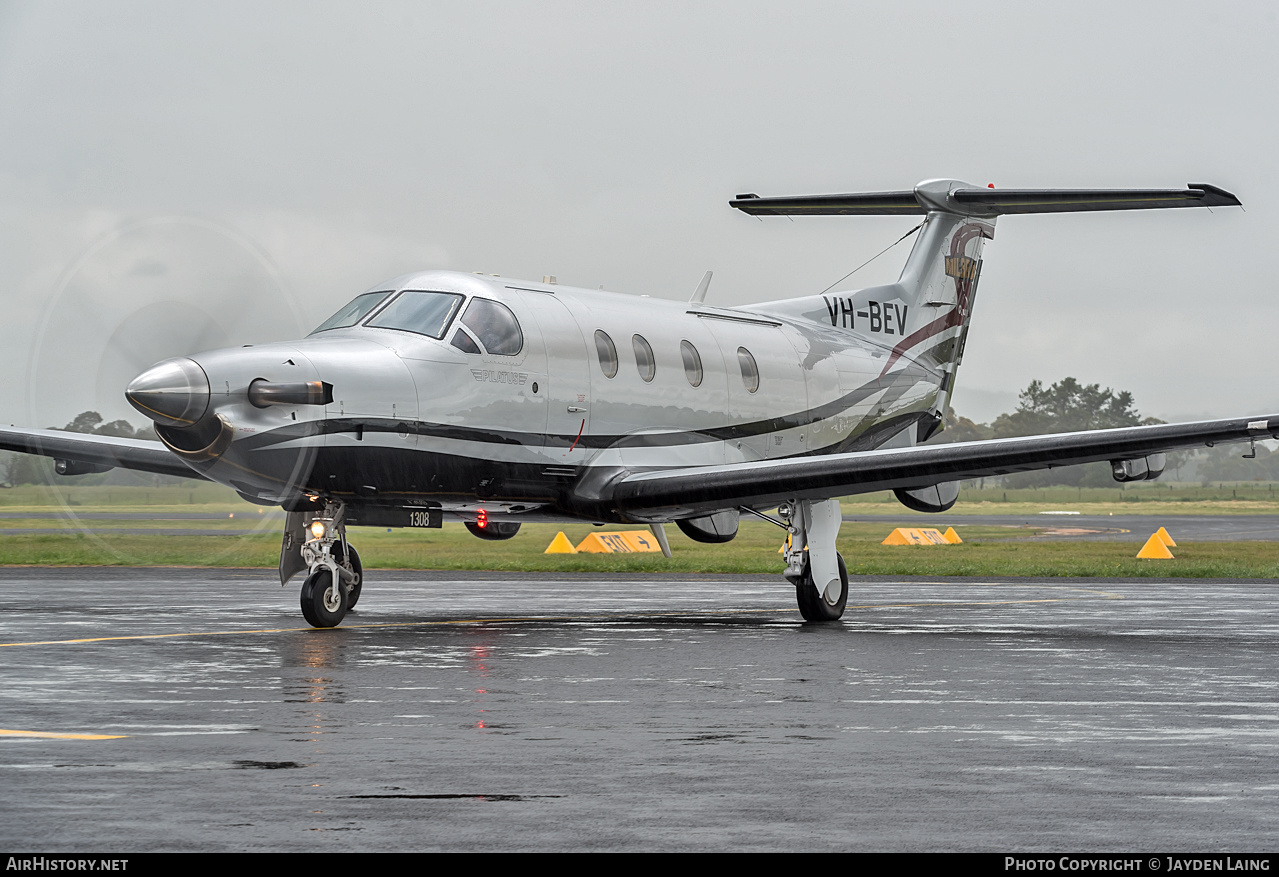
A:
[778, 498, 848, 622]
[282, 500, 362, 628]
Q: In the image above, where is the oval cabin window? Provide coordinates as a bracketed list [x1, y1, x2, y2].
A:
[737, 347, 759, 393]
[595, 330, 618, 378]
[680, 340, 703, 387]
[632, 335, 656, 382]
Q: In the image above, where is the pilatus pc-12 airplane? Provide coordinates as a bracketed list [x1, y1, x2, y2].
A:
[0, 179, 1262, 627]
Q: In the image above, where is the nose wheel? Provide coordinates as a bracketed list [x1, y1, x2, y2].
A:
[300, 567, 348, 628]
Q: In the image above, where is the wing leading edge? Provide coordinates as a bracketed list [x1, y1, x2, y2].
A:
[0, 426, 206, 481]
[609, 415, 1279, 521]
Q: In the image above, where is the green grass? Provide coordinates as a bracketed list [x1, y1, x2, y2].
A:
[2, 519, 1276, 579]
[1, 482, 1277, 577]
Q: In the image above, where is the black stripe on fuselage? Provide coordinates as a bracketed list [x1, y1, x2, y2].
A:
[237, 366, 934, 456]
[242, 408, 928, 522]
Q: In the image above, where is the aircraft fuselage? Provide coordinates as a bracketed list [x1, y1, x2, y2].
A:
[146, 268, 947, 524]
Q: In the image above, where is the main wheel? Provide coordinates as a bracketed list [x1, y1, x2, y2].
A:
[300, 567, 349, 628]
[332, 542, 363, 609]
[795, 552, 848, 622]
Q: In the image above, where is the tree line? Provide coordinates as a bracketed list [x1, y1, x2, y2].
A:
[929, 377, 1273, 486]
[1, 412, 159, 486]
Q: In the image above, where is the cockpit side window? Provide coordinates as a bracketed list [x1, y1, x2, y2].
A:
[310, 291, 393, 334]
[449, 328, 482, 354]
[365, 290, 465, 339]
[460, 298, 523, 356]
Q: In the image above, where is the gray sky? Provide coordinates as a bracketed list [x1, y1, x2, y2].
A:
[0, 0, 1274, 430]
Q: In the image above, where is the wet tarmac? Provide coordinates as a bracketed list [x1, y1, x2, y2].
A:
[2, 568, 1277, 851]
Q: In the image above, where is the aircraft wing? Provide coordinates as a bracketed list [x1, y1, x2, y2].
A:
[609, 415, 1278, 521]
[0, 426, 205, 481]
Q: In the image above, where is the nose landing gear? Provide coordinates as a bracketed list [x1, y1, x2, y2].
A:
[283, 500, 362, 628]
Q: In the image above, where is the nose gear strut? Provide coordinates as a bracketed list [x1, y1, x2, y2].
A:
[280, 500, 362, 628]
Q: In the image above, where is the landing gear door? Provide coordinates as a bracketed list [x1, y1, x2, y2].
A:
[515, 291, 592, 463]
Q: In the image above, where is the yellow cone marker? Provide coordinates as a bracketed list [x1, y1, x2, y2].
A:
[1154, 526, 1176, 547]
[1136, 533, 1174, 559]
[544, 531, 578, 554]
[943, 527, 962, 544]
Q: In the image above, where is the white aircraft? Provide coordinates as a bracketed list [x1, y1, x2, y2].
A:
[1, 179, 1261, 628]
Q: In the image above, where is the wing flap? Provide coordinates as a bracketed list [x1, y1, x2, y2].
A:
[0, 426, 205, 481]
[611, 415, 1277, 520]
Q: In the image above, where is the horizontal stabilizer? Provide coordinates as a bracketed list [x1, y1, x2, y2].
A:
[731, 181, 1240, 217]
[731, 191, 923, 216]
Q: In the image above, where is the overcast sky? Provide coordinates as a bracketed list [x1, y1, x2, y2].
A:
[0, 0, 1274, 430]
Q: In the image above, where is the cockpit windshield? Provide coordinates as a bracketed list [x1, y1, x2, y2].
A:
[365, 290, 465, 339]
[310, 291, 392, 334]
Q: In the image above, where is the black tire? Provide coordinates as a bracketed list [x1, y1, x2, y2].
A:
[795, 552, 848, 622]
[332, 542, 363, 609]
[300, 567, 348, 628]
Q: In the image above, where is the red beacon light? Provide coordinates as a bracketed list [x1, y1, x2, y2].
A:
[476, 508, 488, 529]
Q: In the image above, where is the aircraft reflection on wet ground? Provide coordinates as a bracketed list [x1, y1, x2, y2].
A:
[1, 567, 1277, 851]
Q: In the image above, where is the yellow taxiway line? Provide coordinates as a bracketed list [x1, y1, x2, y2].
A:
[0, 729, 126, 740]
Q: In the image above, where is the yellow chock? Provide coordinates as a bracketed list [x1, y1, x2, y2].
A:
[943, 527, 962, 544]
[882, 527, 950, 546]
[544, 531, 578, 554]
[1154, 526, 1176, 547]
[1136, 533, 1174, 559]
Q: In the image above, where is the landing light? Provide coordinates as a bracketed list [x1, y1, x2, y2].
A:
[309, 520, 327, 540]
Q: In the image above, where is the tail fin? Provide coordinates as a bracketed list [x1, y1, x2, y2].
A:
[736, 178, 1240, 417]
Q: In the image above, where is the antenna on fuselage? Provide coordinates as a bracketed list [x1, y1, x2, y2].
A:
[690, 270, 713, 304]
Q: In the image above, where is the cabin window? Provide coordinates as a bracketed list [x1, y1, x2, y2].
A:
[595, 330, 618, 378]
[737, 347, 759, 393]
[310, 290, 393, 334]
[680, 340, 703, 387]
[460, 298, 523, 355]
[632, 335, 655, 382]
[365, 290, 464, 339]
[449, 328, 481, 354]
